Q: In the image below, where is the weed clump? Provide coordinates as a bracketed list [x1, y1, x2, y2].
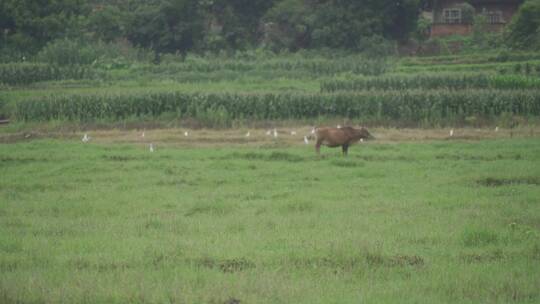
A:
[461, 228, 499, 247]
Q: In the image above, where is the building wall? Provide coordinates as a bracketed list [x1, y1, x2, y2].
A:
[431, 0, 521, 37]
[431, 23, 505, 37]
[431, 24, 472, 37]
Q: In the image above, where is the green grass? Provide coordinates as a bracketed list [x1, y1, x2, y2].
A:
[1, 138, 539, 303]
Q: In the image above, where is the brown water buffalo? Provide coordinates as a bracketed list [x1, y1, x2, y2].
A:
[315, 126, 374, 155]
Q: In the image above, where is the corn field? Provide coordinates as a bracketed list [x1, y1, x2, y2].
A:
[15, 90, 540, 125]
[320, 74, 540, 92]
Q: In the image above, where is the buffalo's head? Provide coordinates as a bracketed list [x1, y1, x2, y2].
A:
[357, 127, 375, 140]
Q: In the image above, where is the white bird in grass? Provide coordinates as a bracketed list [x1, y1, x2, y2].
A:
[449, 129, 454, 137]
[184, 131, 189, 137]
[266, 129, 272, 136]
[304, 136, 309, 144]
[311, 127, 316, 134]
[245, 131, 250, 137]
[495, 126, 499, 132]
[149, 143, 154, 152]
[360, 138, 364, 142]
[337, 124, 342, 128]
[141, 130, 145, 138]
[82, 133, 90, 142]
[273, 128, 278, 138]
[290, 130, 296, 135]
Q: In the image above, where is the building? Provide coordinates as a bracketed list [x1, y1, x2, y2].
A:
[429, 0, 524, 37]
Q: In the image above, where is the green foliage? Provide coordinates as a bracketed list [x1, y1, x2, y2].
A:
[134, 54, 393, 77]
[472, 15, 489, 47]
[1, 139, 539, 302]
[414, 16, 432, 42]
[0, 63, 101, 85]
[321, 73, 540, 91]
[35, 38, 145, 67]
[261, 0, 313, 51]
[505, 0, 540, 49]
[0, 0, 89, 52]
[14, 90, 540, 126]
[1, 0, 426, 55]
[263, 0, 420, 51]
[457, 2, 475, 24]
[85, 5, 127, 42]
[126, 1, 205, 57]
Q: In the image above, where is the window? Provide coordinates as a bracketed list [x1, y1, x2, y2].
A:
[442, 8, 462, 24]
[486, 11, 503, 24]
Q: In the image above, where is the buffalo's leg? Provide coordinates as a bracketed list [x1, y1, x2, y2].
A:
[315, 140, 322, 155]
[342, 144, 349, 156]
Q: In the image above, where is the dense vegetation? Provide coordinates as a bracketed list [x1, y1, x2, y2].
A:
[1, 0, 540, 62]
[11, 90, 540, 127]
[0, 51, 539, 128]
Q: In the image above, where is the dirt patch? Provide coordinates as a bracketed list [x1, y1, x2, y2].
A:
[71, 258, 133, 272]
[190, 257, 255, 273]
[365, 253, 425, 267]
[436, 154, 523, 161]
[225, 151, 304, 162]
[184, 201, 234, 217]
[460, 250, 506, 263]
[330, 159, 365, 168]
[287, 256, 362, 271]
[477, 177, 540, 187]
[1, 126, 539, 145]
[1, 156, 52, 164]
[102, 155, 150, 161]
[353, 155, 414, 162]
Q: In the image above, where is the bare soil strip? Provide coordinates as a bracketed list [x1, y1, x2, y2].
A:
[1, 126, 538, 146]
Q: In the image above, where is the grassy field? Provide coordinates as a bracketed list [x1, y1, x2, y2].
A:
[1, 50, 539, 303]
[1, 130, 539, 303]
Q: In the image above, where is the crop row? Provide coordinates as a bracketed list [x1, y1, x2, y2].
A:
[0, 63, 102, 85]
[135, 57, 392, 76]
[14, 90, 540, 125]
[321, 74, 540, 92]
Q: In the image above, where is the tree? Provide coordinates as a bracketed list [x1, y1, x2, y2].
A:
[505, 0, 540, 49]
[126, 0, 205, 59]
[86, 5, 127, 42]
[263, 0, 421, 51]
[1, 0, 89, 52]
[262, 0, 315, 51]
[202, 0, 277, 50]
